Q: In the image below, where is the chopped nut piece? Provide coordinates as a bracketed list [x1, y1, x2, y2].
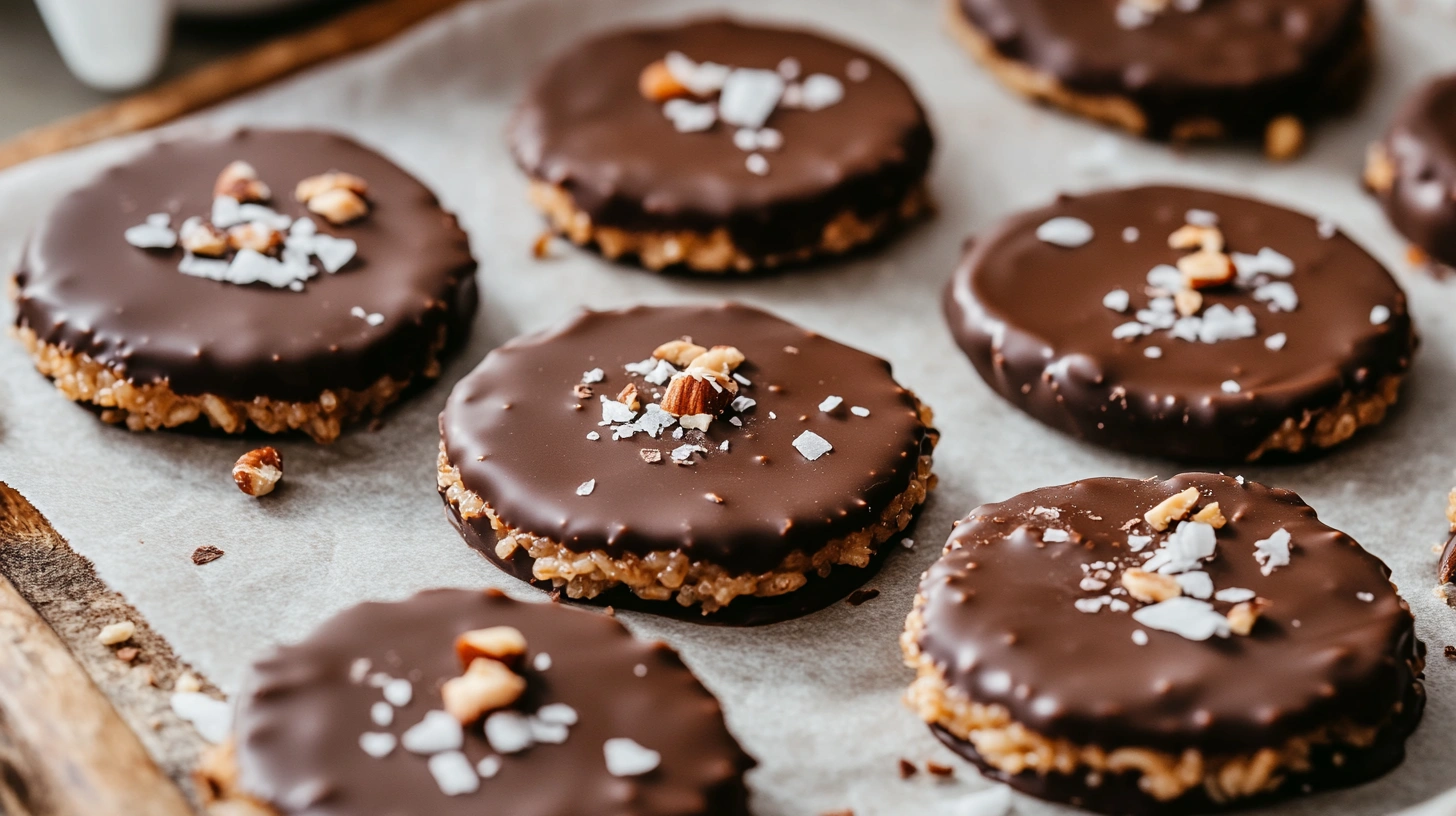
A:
[639, 59, 692, 101]
[640, 449, 663, 463]
[455, 626, 528, 669]
[652, 339, 708, 367]
[1121, 568, 1182, 603]
[175, 673, 203, 693]
[532, 231, 554, 259]
[1144, 486, 1200, 530]
[1265, 115, 1305, 162]
[307, 188, 369, 225]
[616, 383, 641, 412]
[573, 384, 593, 399]
[179, 219, 228, 256]
[1364, 142, 1396, 193]
[1227, 599, 1268, 636]
[1191, 503, 1226, 528]
[1173, 288, 1203, 317]
[116, 647, 140, 663]
[214, 160, 270, 203]
[294, 171, 369, 204]
[687, 345, 746, 374]
[925, 761, 954, 777]
[98, 621, 136, 646]
[1177, 250, 1235, 289]
[233, 446, 283, 497]
[897, 758, 917, 778]
[442, 657, 527, 724]
[1168, 224, 1224, 253]
[191, 545, 225, 565]
[660, 370, 738, 417]
[226, 222, 284, 254]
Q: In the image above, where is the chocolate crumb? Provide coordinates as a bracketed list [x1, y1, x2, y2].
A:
[897, 758, 917, 778]
[1445, 645, 1456, 660]
[116, 646, 140, 663]
[925, 761, 954, 778]
[847, 588, 880, 606]
[191, 545, 225, 565]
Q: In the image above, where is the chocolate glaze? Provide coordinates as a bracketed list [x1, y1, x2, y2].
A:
[916, 474, 1424, 762]
[442, 497, 904, 627]
[234, 589, 753, 816]
[509, 19, 933, 260]
[441, 303, 932, 578]
[14, 129, 477, 403]
[1374, 73, 1456, 268]
[944, 185, 1415, 461]
[955, 0, 1369, 140]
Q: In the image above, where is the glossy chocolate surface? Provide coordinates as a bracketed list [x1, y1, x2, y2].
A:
[1375, 72, 1456, 267]
[916, 474, 1423, 756]
[955, 0, 1368, 139]
[441, 303, 931, 575]
[509, 19, 932, 258]
[234, 589, 753, 815]
[14, 129, 477, 402]
[944, 185, 1414, 461]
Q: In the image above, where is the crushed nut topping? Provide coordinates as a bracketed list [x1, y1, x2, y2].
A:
[233, 446, 282, 497]
[1144, 487, 1199, 531]
[1121, 568, 1181, 603]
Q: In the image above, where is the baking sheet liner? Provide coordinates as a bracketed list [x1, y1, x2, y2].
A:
[2, 0, 1456, 813]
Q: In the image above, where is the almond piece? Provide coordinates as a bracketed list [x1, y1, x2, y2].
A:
[1167, 225, 1224, 253]
[686, 345, 745, 374]
[617, 383, 641, 412]
[1144, 486, 1200, 531]
[233, 447, 283, 497]
[294, 172, 369, 204]
[179, 219, 228, 257]
[307, 188, 369, 225]
[652, 339, 707, 367]
[659, 369, 737, 417]
[441, 658, 526, 724]
[1364, 142, 1396, 194]
[1265, 115, 1305, 162]
[455, 626, 527, 669]
[214, 160, 271, 203]
[1227, 599, 1269, 636]
[1177, 250, 1235, 290]
[1173, 288, 1203, 318]
[226, 222, 284, 254]
[639, 59, 691, 102]
[1191, 502, 1227, 528]
[1121, 568, 1182, 603]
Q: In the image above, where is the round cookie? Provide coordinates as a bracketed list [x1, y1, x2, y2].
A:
[207, 589, 753, 815]
[902, 473, 1425, 814]
[12, 129, 477, 443]
[508, 18, 933, 273]
[438, 303, 936, 624]
[944, 185, 1415, 462]
[1365, 72, 1456, 270]
[947, 0, 1371, 157]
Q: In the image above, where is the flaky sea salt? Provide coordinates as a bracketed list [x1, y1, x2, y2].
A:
[846, 58, 871, 82]
[371, 701, 393, 726]
[477, 756, 502, 778]
[1175, 571, 1214, 599]
[312, 234, 357, 273]
[1035, 216, 1094, 248]
[1131, 630, 1149, 646]
[1186, 209, 1218, 226]
[1103, 289, 1131, 312]
[536, 703, 579, 725]
[1123, 226, 1140, 243]
[604, 738, 661, 777]
[798, 73, 845, 110]
[662, 98, 717, 133]
[1357, 591, 1375, 602]
[402, 710, 463, 754]
[1253, 281, 1298, 312]
[719, 68, 785, 128]
[792, 430, 833, 461]
[1042, 529, 1070, 543]
[850, 406, 870, 417]
[1144, 346, 1163, 359]
[745, 154, 769, 175]
[1132, 597, 1231, 641]
[731, 396, 756, 412]
[1370, 305, 1391, 325]
[1214, 587, 1255, 603]
[1265, 332, 1287, 351]
[1221, 380, 1241, 394]
[1317, 218, 1337, 239]
[664, 51, 730, 95]
[581, 368, 604, 383]
[360, 732, 397, 758]
[576, 479, 596, 496]
[383, 678, 413, 707]
[429, 751, 480, 795]
[533, 652, 552, 671]
[819, 395, 843, 412]
[124, 214, 177, 249]
[485, 711, 534, 754]
[1254, 528, 1291, 575]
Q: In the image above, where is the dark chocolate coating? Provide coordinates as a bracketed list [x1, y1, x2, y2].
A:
[442, 497, 904, 627]
[13, 129, 478, 403]
[944, 185, 1415, 461]
[1438, 531, 1456, 585]
[955, 0, 1369, 140]
[441, 303, 932, 577]
[1374, 73, 1456, 268]
[234, 589, 754, 816]
[915, 474, 1423, 769]
[509, 19, 933, 260]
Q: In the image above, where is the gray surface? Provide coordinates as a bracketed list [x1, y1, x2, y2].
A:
[1, 0, 1456, 814]
[0, 0, 358, 141]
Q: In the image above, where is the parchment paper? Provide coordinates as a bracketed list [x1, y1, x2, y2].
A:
[3, 0, 1456, 813]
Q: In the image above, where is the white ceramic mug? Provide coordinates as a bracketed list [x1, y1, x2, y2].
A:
[34, 0, 316, 93]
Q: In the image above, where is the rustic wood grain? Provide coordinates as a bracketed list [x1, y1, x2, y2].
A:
[0, 0, 466, 171]
[0, 482, 216, 813]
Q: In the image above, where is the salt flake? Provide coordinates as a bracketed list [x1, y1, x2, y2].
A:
[1132, 597, 1231, 641]
[1036, 216, 1094, 248]
[604, 738, 661, 777]
[792, 430, 832, 461]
